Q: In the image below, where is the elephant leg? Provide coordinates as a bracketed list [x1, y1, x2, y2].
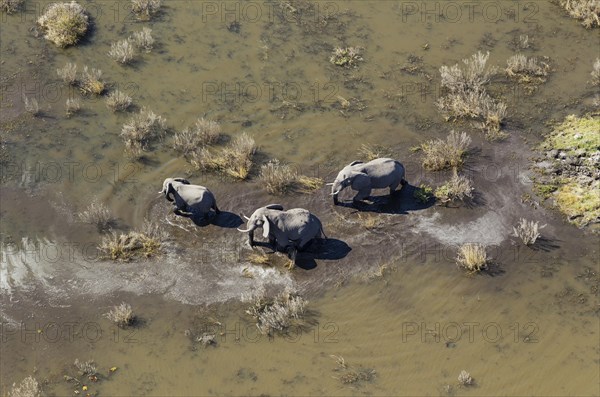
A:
[353, 188, 371, 203]
[213, 203, 221, 214]
[174, 208, 192, 217]
[286, 245, 298, 261]
[268, 236, 277, 250]
[389, 181, 400, 195]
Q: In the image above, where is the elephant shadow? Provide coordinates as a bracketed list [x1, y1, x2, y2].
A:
[188, 211, 244, 228]
[335, 183, 435, 214]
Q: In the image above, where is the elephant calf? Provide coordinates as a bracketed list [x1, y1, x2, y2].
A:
[329, 158, 407, 205]
[237, 204, 326, 259]
[160, 178, 220, 220]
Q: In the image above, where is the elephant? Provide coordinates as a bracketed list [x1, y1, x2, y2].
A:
[328, 158, 407, 205]
[160, 178, 220, 220]
[237, 204, 326, 259]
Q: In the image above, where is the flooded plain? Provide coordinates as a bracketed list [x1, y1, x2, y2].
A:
[1, 0, 599, 395]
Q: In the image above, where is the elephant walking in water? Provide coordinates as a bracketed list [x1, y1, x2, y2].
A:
[329, 158, 407, 205]
[160, 178, 220, 220]
[237, 204, 326, 260]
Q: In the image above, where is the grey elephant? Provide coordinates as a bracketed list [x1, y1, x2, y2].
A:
[328, 158, 407, 205]
[237, 204, 326, 259]
[160, 178, 220, 219]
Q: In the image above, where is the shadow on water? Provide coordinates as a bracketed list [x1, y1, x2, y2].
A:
[334, 183, 436, 214]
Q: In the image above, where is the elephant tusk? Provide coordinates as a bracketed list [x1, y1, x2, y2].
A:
[243, 215, 250, 220]
[237, 227, 251, 232]
[331, 191, 340, 196]
[325, 182, 335, 186]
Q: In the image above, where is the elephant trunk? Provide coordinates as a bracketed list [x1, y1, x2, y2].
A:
[331, 181, 343, 205]
[237, 223, 257, 246]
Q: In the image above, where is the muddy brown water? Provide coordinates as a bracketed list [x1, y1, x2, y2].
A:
[1, 1, 599, 395]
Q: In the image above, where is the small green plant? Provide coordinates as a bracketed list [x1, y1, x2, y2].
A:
[37, 1, 89, 47]
[330, 46, 362, 68]
[105, 303, 135, 328]
[456, 244, 488, 273]
[413, 184, 434, 204]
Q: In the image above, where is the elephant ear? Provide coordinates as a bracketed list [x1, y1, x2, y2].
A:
[349, 160, 364, 166]
[262, 214, 271, 238]
[173, 178, 190, 185]
[265, 204, 284, 211]
[350, 171, 370, 190]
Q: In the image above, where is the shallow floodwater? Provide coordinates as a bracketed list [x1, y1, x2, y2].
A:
[1, 1, 599, 395]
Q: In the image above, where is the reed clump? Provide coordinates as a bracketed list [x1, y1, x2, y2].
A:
[65, 97, 81, 117]
[130, 27, 154, 52]
[512, 218, 544, 245]
[420, 130, 471, 171]
[105, 303, 135, 328]
[37, 1, 89, 47]
[57, 62, 78, 85]
[120, 108, 167, 159]
[106, 90, 132, 112]
[458, 370, 474, 386]
[505, 54, 550, 84]
[173, 117, 221, 156]
[108, 39, 136, 64]
[78, 200, 114, 232]
[558, 0, 600, 28]
[131, 0, 161, 20]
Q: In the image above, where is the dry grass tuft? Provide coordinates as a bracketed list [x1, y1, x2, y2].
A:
[173, 117, 221, 156]
[357, 213, 382, 230]
[1, 0, 24, 14]
[65, 98, 81, 117]
[247, 252, 271, 266]
[8, 375, 40, 397]
[439, 51, 496, 93]
[74, 358, 97, 376]
[559, 0, 600, 28]
[296, 175, 324, 193]
[259, 159, 298, 194]
[22, 95, 40, 116]
[506, 54, 550, 83]
[512, 218, 544, 245]
[108, 39, 136, 64]
[99, 221, 164, 261]
[243, 288, 308, 336]
[421, 130, 471, 171]
[131, 0, 161, 20]
[57, 62, 78, 85]
[120, 108, 167, 159]
[591, 58, 600, 86]
[357, 143, 393, 161]
[458, 370, 474, 386]
[80, 66, 105, 96]
[78, 200, 114, 232]
[106, 90, 132, 112]
[434, 170, 474, 205]
[330, 46, 362, 68]
[191, 132, 256, 180]
[130, 27, 154, 52]
[37, 1, 89, 47]
[456, 244, 488, 273]
[105, 303, 135, 328]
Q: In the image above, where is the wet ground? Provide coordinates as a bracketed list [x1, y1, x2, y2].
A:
[1, 1, 599, 395]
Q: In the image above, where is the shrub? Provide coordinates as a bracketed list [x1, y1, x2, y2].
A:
[458, 370, 474, 386]
[78, 200, 114, 232]
[244, 288, 308, 336]
[106, 90, 132, 112]
[9, 376, 40, 397]
[440, 51, 496, 93]
[434, 170, 474, 205]
[37, 1, 89, 47]
[108, 39, 136, 64]
[57, 62, 78, 85]
[330, 46, 362, 68]
[558, 0, 600, 28]
[191, 132, 256, 180]
[22, 95, 39, 116]
[99, 221, 164, 261]
[130, 27, 154, 52]
[1, 0, 24, 14]
[592, 58, 600, 86]
[65, 97, 81, 117]
[173, 117, 221, 156]
[120, 108, 167, 159]
[456, 243, 488, 273]
[131, 0, 161, 20]
[421, 130, 471, 171]
[512, 218, 544, 245]
[80, 66, 105, 95]
[105, 303, 135, 327]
